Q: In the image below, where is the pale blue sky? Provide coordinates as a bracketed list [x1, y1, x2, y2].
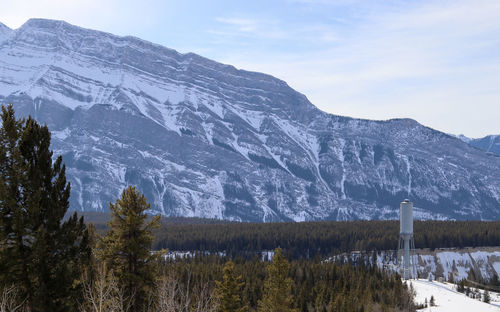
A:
[1, 0, 499, 137]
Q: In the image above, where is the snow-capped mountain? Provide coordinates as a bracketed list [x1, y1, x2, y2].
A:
[469, 135, 500, 156]
[456, 134, 500, 156]
[456, 134, 472, 144]
[1, 19, 499, 221]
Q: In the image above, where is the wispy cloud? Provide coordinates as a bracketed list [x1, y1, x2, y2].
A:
[215, 17, 260, 33]
[211, 0, 500, 137]
[213, 16, 289, 40]
[212, 15, 346, 48]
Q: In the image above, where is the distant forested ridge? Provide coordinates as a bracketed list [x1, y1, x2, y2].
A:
[150, 220, 500, 258]
[81, 213, 500, 258]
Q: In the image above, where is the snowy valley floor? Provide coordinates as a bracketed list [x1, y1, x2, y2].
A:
[410, 279, 500, 311]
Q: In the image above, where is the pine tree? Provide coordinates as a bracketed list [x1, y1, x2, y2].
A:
[483, 289, 491, 303]
[457, 279, 466, 293]
[258, 248, 297, 312]
[216, 261, 247, 312]
[467, 268, 476, 282]
[100, 186, 160, 312]
[429, 295, 435, 306]
[0, 104, 26, 291]
[492, 273, 500, 286]
[0, 104, 90, 312]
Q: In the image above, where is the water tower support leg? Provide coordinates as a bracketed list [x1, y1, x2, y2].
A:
[404, 237, 410, 280]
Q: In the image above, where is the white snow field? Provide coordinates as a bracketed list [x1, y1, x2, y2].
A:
[410, 279, 500, 311]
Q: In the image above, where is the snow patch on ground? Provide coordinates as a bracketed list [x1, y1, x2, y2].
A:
[411, 279, 500, 311]
[414, 249, 500, 282]
[436, 251, 473, 281]
[261, 250, 275, 261]
[493, 262, 500, 276]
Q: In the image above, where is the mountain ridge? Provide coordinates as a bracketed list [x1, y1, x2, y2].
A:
[470, 135, 500, 156]
[1, 19, 499, 221]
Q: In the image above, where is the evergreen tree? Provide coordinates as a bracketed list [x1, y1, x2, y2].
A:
[457, 279, 466, 293]
[0, 105, 26, 291]
[467, 268, 476, 282]
[258, 248, 297, 312]
[216, 261, 247, 312]
[100, 186, 160, 312]
[0, 104, 90, 312]
[491, 273, 499, 287]
[483, 289, 490, 303]
[429, 295, 435, 306]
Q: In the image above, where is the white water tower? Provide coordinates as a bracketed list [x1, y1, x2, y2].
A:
[398, 199, 416, 280]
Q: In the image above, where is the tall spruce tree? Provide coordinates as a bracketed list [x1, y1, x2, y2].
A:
[0, 104, 25, 291]
[100, 186, 160, 312]
[0, 104, 90, 312]
[216, 261, 247, 312]
[258, 248, 297, 312]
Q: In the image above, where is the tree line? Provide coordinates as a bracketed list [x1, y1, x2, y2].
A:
[0, 105, 417, 311]
[84, 212, 500, 259]
[148, 220, 500, 259]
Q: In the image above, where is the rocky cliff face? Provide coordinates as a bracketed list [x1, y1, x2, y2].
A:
[1, 19, 499, 221]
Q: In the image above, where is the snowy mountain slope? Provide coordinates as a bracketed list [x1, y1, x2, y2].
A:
[469, 135, 500, 156]
[456, 134, 500, 156]
[1, 19, 500, 221]
[0, 23, 12, 43]
[456, 134, 472, 144]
